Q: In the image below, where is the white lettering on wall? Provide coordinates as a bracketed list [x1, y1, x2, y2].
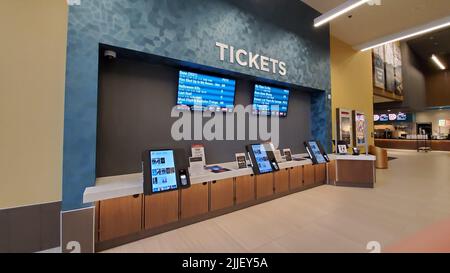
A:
[215, 42, 287, 76]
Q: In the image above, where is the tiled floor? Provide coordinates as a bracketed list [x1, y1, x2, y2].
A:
[104, 150, 450, 253]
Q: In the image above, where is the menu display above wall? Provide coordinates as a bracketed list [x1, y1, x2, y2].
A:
[252, 84, 290, 117]
[374, 112, 412, 123]
[177, 70, 236, 112]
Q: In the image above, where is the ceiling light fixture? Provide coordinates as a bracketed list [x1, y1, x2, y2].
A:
[314, 0, 370, 28]
[431, 54, 446, 70]
[356, 15, 450, 51]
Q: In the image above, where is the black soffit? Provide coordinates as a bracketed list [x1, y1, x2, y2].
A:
[406, 26, 450, 67]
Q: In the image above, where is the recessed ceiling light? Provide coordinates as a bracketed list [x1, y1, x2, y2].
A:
[431, 54, 446, 70]
[356, 15, 450, 51]
[314, 0, 370, 28]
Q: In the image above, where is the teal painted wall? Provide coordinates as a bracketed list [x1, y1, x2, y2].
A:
[63, 0, 331, 210]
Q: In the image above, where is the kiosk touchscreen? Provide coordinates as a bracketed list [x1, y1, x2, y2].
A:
[143, 148, 190, 195]
[246, 144, 280, 175]
[304, 140, 330, 165]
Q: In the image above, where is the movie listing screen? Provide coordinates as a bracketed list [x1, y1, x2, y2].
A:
[177, 70, 236, 112]
[253, 84, 290, 117]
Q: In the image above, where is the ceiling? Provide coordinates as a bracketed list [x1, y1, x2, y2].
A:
[407, 27, 450, 69]
[302, 0, 450, 47]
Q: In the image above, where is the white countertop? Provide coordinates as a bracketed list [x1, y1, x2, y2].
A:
[83, 153, 375, 203]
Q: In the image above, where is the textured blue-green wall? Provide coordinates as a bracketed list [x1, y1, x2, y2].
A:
[63, 0, 331, 210]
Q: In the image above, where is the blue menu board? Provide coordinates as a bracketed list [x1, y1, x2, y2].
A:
[177, 70, 236, 112]
[253, 84, 290, 117]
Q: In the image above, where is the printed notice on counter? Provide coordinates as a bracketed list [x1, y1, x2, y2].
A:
[191, 144, 206, 166]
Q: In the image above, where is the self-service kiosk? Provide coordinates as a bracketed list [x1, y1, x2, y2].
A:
[304, 140, 330, 165]
[142, 148, 191, 195]
[246, 143, 280, 175]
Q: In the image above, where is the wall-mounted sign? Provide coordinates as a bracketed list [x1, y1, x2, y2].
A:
[374, 112, 411, 123]
[216, 42, 287, 76]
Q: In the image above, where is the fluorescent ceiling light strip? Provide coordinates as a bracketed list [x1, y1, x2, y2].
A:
[356, 15, 450, 51]
[314, 0, 370, 27]
[431, 55, 446, 70]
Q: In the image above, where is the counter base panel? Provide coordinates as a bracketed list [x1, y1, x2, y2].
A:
[95, 181, 324, 252]
[333, 160, 375, 188]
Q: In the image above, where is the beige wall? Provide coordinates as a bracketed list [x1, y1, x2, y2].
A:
[331, 36, 374, 148]
[0, 0, 68, 208]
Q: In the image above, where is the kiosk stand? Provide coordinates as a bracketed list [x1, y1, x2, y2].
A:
[331, 111, 376, 188]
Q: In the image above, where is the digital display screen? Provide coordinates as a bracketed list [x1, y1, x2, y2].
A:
[251, 144, 273, 174]
[375, 112, 411, 122]
[379, 114, 389, 122]
[177, 70, 236, 112]
[252, 84, 290, 117]
[389, 114, 397, 121]
[308, 141, 326, 164]
[150, 150, 178, 193]
[397, 112, 407, 121]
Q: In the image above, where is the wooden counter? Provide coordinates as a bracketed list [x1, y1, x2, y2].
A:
[375, 139, 450, 151]
[86, 154, 375, 251]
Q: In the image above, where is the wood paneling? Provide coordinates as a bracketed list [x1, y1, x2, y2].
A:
[431, 141, 450, 151]
[256, 173, 274, 199]
[375, 139, 450, 152]
[274, 168, 290, 194]
[314, 164, 327, 184]
[289, 166, 303, 190]
[98, 195, 142, 242]
[303, 164, 315, 186]
[336, 160, 375, 187]
[180, 183, 209, 219]
[375, 139, 417, 150]
[95, 202, 100, 242]
[235, 175, 255, 205]
[210, 178, 234, 211]
[144, 190, 179, 229]
[327, 161, 337, 184]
